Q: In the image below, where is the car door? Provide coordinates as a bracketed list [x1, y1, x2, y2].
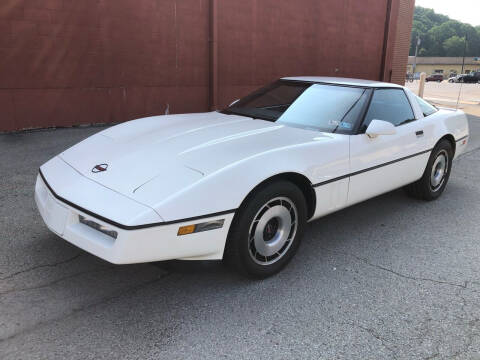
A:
[347, 88, 430, 206]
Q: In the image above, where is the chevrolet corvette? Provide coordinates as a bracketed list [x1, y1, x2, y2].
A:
[35, 77, 469, 278]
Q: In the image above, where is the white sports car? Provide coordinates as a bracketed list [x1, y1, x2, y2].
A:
[35, 77, 469, 278]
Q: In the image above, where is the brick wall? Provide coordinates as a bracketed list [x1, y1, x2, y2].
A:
[0, 0, 210, 132]
[390, 0, 415, 85]
[0, 0, 415, 132]
[216, 0, 392, 107]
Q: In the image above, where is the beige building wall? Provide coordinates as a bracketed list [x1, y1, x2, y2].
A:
[407, 64, 479, 75]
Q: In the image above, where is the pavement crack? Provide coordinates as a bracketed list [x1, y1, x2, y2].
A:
[0, 253, 83, 281]
[0, 271, 173, 343]
[0, 266, 116, 296]
[320, 246, 468, 289]
[352, 322, 398, 359]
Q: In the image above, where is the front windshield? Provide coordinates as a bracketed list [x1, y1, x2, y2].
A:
[223, 80, 368, 134]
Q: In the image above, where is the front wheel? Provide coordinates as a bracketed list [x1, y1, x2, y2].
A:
[224, 181, 307, 279]
[405, 139, 453, 201]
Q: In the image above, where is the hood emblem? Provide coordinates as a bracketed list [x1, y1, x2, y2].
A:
[92, 164, 108, 173]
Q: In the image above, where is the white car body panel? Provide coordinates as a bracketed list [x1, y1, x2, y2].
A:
[348, 121, 430, 205]
[312, 178, 350, 218]
[40, 156, 163, 226]
[59, 111, 351, 222]
[35, 174, 234, 262]
[35, 77, 470, 264]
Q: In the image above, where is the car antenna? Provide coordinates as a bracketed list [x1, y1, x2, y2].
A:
[455, 82, 464, 111]
[456, 33, 468, 111]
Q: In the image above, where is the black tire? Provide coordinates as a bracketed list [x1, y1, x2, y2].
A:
[405, 139, 453, 201]
[224, 181, 307, 279]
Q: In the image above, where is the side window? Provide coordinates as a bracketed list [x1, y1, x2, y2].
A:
[415, 96, 438, 117]
[362, 89, 415, 130]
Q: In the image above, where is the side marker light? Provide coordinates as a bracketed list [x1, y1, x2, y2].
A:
[177, 219, 225, 236]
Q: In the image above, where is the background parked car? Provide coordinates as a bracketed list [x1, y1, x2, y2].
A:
[458, 72, 480, 83]
[448, 75, 463, 83]
[426, 74, 444, 82]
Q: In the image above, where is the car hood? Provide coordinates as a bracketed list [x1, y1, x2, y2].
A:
[60, 112, 321, 203]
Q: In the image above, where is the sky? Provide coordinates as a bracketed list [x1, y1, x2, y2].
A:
[415, 0, 480, 27]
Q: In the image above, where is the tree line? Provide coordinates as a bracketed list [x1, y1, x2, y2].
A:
[410, 7, 480, 57]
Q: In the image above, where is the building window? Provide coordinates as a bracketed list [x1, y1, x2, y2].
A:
[434, 69, 444, 74]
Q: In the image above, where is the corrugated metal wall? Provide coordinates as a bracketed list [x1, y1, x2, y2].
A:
[0, 0, 413, 132]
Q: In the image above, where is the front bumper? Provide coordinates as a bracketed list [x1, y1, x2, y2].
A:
[35, 174, 234, 264]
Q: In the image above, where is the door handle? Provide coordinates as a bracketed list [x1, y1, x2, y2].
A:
[416, 130, 424, 137]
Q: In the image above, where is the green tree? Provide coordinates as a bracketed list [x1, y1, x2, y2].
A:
[443, 36, 465, 56]
[428, 22, 458, 56]
[410, 7, 480, 57]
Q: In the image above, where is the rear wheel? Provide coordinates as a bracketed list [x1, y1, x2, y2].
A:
[405, 139, 453, 200]
[224, 181, 307, 279]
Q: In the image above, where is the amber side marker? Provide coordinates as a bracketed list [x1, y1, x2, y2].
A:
[177, 219, 225, 236]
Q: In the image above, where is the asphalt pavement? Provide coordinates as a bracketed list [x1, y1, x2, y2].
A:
[1, 116, 480, 359]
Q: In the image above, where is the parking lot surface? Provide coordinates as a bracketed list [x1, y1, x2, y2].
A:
[405, 81, 480, 117]
[1, 116, 480, 359]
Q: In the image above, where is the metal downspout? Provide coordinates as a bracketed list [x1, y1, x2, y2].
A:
[209, 0, 219, 110]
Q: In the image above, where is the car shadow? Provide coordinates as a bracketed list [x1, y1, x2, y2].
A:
[150, 187, 420, 277]
[153, 259, 226, 275]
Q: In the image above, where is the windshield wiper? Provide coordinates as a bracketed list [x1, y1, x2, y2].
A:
[221, 108, 250, 118]
[222, 107, 278, 122]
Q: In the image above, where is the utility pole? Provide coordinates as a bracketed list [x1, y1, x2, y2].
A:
[461, 33, 468, 74]
[413, 36, 421, 74]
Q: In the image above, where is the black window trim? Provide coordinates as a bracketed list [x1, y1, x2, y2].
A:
[274, 80, 416, 135]
[356, 87, 417, 134]
[226, 79, 419, 136]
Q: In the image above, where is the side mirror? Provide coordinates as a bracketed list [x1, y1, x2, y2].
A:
[365, 120, 396, 138]
[229, 99, 240, 107]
